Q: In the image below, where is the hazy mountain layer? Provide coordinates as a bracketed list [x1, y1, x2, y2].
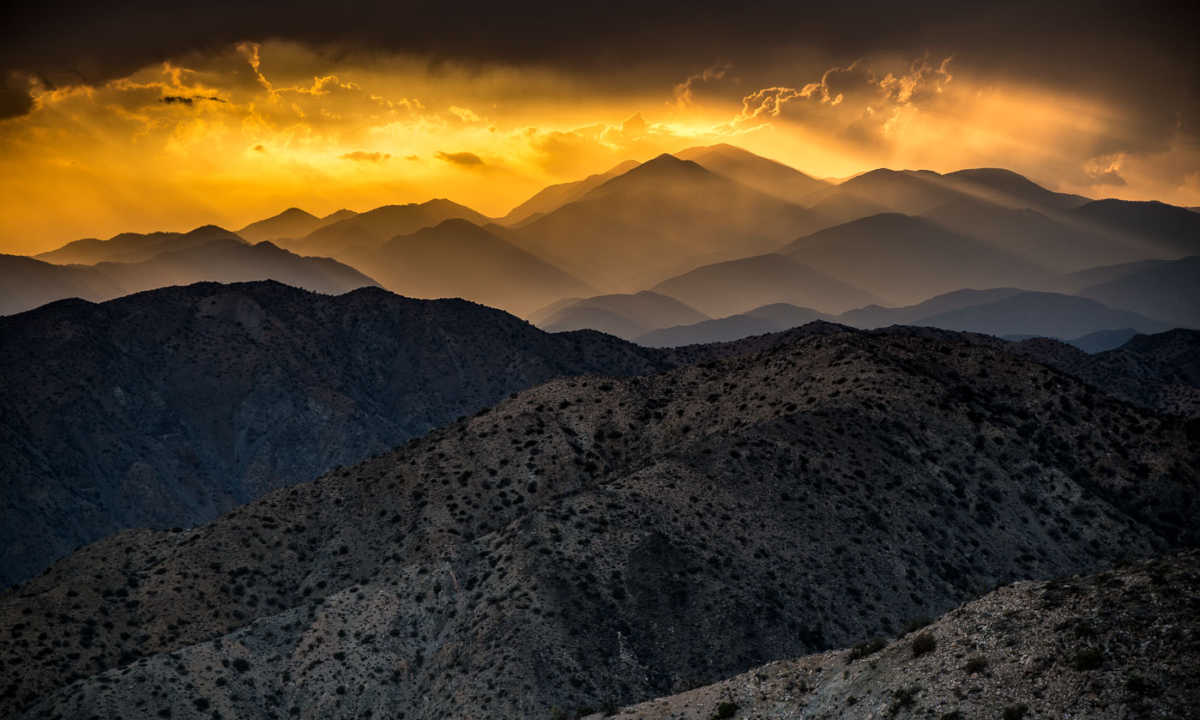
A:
[238, 208, 357, 244]
[35, 225, 246, 265]
[4, 325, 1196, 717]
[339, 219, 594, 317]
[533, 291, 710, 340]
[922, 198, 1144, 271]
[909, 291, 1168, 339]
[1, 240, 375, 316]
[675, 144, 828, 204]
[279, 199, 490, 257]
[0, 282, 690, 586]
[0, 255, 126, 316]
[608, 550, 1200, 719]
[806, 168, 1088, 229]
[1078, 255, 1200, 329]
[637, 304, 829, 347]
[499, 160, 638, 226]
[783, 214, 1049, 305]
[651, 253, 878, 317]
[511, 154, 822, 292]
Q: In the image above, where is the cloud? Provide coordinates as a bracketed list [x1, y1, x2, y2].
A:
[1083, 154, 1128, 186]
[448, 105, 481, 123]
[435, 150, 484, 167]
[340, 151, 390, 162]
[674, 63, 731, 108]
[160, 95, 226, 105]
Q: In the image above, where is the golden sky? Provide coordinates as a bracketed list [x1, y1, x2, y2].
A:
[0, 39, 1197, 255]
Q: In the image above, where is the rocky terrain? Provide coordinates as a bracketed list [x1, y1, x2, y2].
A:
[604, 549, 1200, 719]
[0, 281, 693, 586]
[3, 324, 1196, 718]
[1016, 329, 1200, 417]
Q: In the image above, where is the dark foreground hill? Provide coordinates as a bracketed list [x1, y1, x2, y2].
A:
[608, 549, 1200, 719]
[0, 282, 690, 587]
[3, 325, 1196, 718]
[1017, 329, 1200, 417]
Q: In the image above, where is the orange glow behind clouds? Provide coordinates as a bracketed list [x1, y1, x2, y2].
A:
[0, 43, 1196, 254]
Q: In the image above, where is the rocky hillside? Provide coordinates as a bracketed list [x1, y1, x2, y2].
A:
[607, 549, 1200, 719]
[3, 325, 1196, 718]
[1016, 329, 1200, 417]
[0, 281, 686, 587]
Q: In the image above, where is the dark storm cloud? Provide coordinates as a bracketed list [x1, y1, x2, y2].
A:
[0, 0, 1196, 129]
[436, 151, 484, 167]
[160, 95, 224, 105]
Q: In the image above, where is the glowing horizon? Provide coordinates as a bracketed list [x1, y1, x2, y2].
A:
[0, 36, 1196, 255]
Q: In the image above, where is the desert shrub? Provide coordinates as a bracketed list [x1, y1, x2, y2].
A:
[712, 701, 738, 719]
[911, 632, 937, 657]
[889, 686, 920, 714]
[965, 656, 988, 674]
[848, 637, 887, 662]
[1003, 704, 1028, 720]
[1071, 647, 1103, 671]
[1125, 673, 1160, 697]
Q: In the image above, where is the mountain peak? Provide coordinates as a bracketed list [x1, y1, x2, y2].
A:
[276, 207, 317, 219]
[185, 224, 241, 239]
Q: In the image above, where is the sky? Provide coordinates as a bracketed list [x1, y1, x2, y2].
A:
[0, 1, 1197, 254]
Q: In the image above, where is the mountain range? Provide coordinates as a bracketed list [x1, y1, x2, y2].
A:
[508, 153, 822, 292]
[3, 320, 1196, 717]
[1, 236, 374, 316]
[0, 282, 693, 587]
[237, 207, 358, 244]
[14, 144, 1200, 339]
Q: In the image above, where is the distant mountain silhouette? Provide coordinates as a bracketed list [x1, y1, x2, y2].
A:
[923, 198, 1144, 271]
[0, 281, 698, 587]
[339, 219, 594, 317]
[637, 303, 829, 347]
[96, 238, 378, 296]
[642, 288, 1164, 348]
[1053, 257, 1172, 293]
[3, 238, 374, 315]
[532, 291, 709, 340]
[238, 207, 357, 244]
[783, 214, 1049, 305]
[675, 143, 828, 203]
[35, 224, 246, 265]
[0, 255, 126, 315]
[808, 167, 1089, 227]
[498, 160, 638, 225]
[1073, 199, 1200, 258]
[1078, 255, 1200, 328]
[839, 288, 1027, 328]
[510, 154, 823, 292]
[281, 199, 490, 257]
[1066, 327, 1139, 353]
[941, 167, 1090, 210]
[651, 253, 878, 317]
[912, 290, 1168, 338]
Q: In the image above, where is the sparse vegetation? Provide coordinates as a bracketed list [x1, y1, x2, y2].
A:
[849, 637, 888, 662]
[911, 632, 937, 657]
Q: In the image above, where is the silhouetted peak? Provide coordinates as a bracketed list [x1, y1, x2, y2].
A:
[186, 224, 239, 238]
[321, 209, 356, 222]
[607, 153, 713, 185]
